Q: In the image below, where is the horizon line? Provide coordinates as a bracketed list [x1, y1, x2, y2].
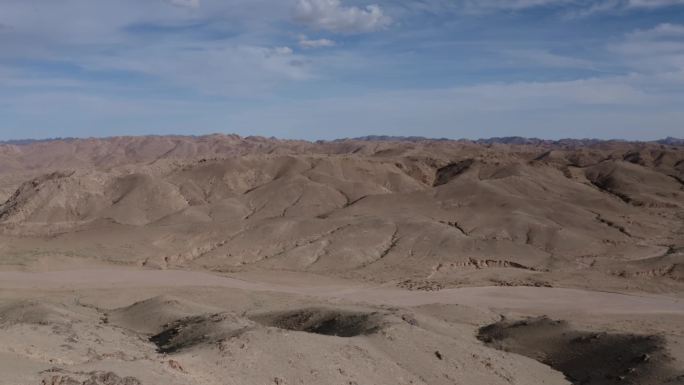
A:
[1, 133, 682, 146]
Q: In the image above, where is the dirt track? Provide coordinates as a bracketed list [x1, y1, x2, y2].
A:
[2, 268, 682, 314]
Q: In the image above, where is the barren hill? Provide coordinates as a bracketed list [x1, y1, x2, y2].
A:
[0, 135, 682, 291]
[1, 134, 684, 385]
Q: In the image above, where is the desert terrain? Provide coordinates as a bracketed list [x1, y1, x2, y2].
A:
[0, 134, 682, 385]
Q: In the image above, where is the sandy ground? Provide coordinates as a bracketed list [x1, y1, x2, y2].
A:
[1, 268, 683, 314]
[1, 267, 683, 385]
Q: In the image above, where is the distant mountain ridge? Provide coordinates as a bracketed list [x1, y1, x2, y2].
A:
[2, 134, 682, 146]
[348, 135, 684, 146]
[0, 137, 79, 146]
[657, 137, 684, 146]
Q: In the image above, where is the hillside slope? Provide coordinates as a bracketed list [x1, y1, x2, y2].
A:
[0, 135, 682, 291]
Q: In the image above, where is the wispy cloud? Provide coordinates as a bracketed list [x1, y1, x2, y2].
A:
[74, 43, 312, 96]
[168, 0, 201, 8]
[424, 0, 684, 16]
[461, 0, 572, 11]
[565, 0, 684, 17]
[206, 72, 682, 140]
[626, 23, 684, 39]
[610, 23, 684, 72]
[627, 0, 684, 8]
[298, 35, 336, 48]
[501, 49, 597, 70]
[294, 0, 391, 34]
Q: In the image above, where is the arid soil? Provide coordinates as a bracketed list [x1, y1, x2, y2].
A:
[0, 135, 682, 384]
[479, 316, 683, 385]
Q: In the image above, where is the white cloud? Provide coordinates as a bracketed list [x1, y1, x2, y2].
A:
[4, 71, 683, 141]
[566, 0, 684, 17]
[168, 0, 201, 8]
[502, 49, 596, 70]
[73, 43, 312, 96]
[562, 1, 620, 18]
[464, 0, 570, 10]
[298, 35, 336, 48]
[611, 23, 684, 72]
[0, 1, 309, 97]
[441, 0, 684, 17]
[449, 77, 651, 108]
[626, 23, 684, 39]
[213, 72, 684, 141]
[447, 0, 574, 13]
[294, 0, 391, 34]
[271, 46, 294, 55]
[627, 0, 684, 8]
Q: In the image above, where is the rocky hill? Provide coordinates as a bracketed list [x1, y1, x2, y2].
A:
[0, 134, 682, 290]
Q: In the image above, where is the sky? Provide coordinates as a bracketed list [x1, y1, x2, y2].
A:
[0, 0, 683, 141]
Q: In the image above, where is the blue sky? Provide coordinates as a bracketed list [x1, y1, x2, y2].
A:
[0, 0, 683, 140]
